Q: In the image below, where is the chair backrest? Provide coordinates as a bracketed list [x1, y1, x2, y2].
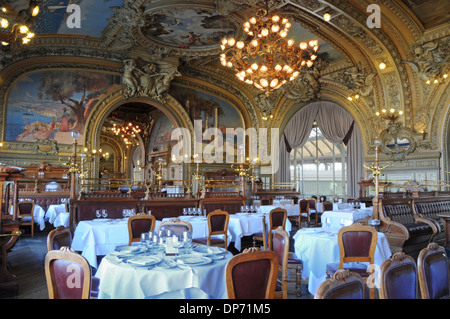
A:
[347, 197, 356, 203]
[307, 198, 317, 210]
[261, 197, 273, 206]
[208, 210, 229, 235]
[379, 252, 418, 299]
[18, 200, 35, 216]
[299, 199, 308, 213]
[333, 196, 343, 203]
[128, 214, 156, 245]
[269, 208, 287, 231]
[47, 226, 72, 252]
[44, 247, 92, 299]
[319, 195, 327, 203]
[315, 269, 364, 299]
[157, 218, 192, 236]
[338, 223, 377, 267]
[272, 226, 289, 268]
[418, 243, 450, 299]
[225, 248, 278, 299]
[322, 201, 334, 211]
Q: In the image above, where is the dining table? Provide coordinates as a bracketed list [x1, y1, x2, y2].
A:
[95, 244, 232, 299]
[293, 227, 392, 296]
[71, 218, 161, 268]
[45, 204, 67, 226]
[257, 204, 300, 217]
[320, 207, 373, 228]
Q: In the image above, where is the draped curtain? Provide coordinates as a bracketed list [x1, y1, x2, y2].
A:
[277, 101, 363, 197]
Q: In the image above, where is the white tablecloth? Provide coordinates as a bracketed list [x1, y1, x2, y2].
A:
[11, 204, 46, 231]
[95, 250, 232, 299]
[293, 228, 391, 295]
[45, 204, 66, 225]
[321, 208, 373, 228]
[258, 204, 299, 217]
[53, 212, 70, 228]
[228, 213, 292, 251]
[71, 218, 161, 268]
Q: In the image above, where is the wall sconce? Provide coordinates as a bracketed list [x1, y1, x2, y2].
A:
[347, 94, 360, 101]
[376, 108, 403, 124]
[419, 129, 426, 140]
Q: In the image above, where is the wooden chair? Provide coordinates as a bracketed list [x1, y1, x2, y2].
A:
[325, 223, 378, 299]
[192, 210, 229, 249]
[417, 243, 450, 299]
[288, 199, 309, 229]
[315, 269, 364, 299]
[260, 197, 273, 206]
[252, 215, 267, 250]
[322, 200, 334, 212]
[333, 196, 343, 203]
[157, 218, 192, 236]
[225, 247, 278, 299]
[47, 226, 72, 252]
[44, 247, 98, 299]
[347, 196, 357, 203]
[267, 208, 287, 250]
[17, 200, 35, 237]
[379, 252, 418, 299]
[307, 197, 319, 226]
[319, 195, 327, 203]
[272, 226, 302, 298]
[127, 214, 156, 246]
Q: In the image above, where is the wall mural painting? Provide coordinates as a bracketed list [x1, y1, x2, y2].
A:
[142, 7, 237, 49]
[148, 115, 176, 153]
[5, 70, 121, 145]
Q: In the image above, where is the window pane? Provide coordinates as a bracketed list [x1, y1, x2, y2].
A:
[291, 126, 347, 197]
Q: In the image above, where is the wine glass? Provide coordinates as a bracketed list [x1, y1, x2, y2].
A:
[95, 210, 101, 218]
[240, 206, 244, 213]
[101, 209, 108, 218]
[188, 208, 192, 216]
[203, 209, 207, 217]
[140, 233, 149, 254]
[182, 230, 192, 254]
[147, 210, 152, 215]
[183, 208, 187, 216]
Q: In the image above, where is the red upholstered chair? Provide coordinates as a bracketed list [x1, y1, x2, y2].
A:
[192, 210, 229, 249]
[157, 218, 192, 236]
[307, 197, 320, 226]
[418, 243, 450, 299]
[272, 227, 302, 298]
[267, 208, 287, 250]
[315, 269, 364, 299]
[45, 247, 99, 299]
[225, 248, 278, 299]
[128, 214, 156, 245]
[47, 226, 72, 251]
[325, 223, 378, 299]
[260, 197, 273, 206]
[379, 252, 418, 299]
[322, 201, 334, 212]
[288, 199, 309, 229]
[252, 215, 268, 250]
[17, 200, 35, 237]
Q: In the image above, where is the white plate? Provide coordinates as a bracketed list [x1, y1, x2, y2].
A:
[176, 255, 212, 266]
[127, 256, 162, 266]
[193, 245, 226, 255]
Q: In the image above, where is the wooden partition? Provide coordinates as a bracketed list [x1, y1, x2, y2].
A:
[199, 197, 246, 215]
[142, 199, 198, 221]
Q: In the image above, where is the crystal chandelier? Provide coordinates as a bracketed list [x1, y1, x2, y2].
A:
[0, 1, 40, 47]
[219, 5, 319, 94]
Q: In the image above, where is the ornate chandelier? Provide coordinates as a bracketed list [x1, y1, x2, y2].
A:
[219, 6, 319, 94]
[0, 1, 40, 47]
[111, 122, 142, 144]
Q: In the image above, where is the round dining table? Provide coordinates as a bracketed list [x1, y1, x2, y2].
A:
[95, 245, 233, 299]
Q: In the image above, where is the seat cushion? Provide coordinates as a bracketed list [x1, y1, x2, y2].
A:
[192, 237, 225, 246]
[404, 222, 433, 236]
[288, 252, 302, 265]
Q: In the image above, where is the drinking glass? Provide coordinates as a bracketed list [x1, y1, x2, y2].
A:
[182, 230, 192, 254]
[140, 233, 149, 254]
[122, 209, 127, 218]
[183, 208, 187, 216]
[203, 209, 207, 217]
[188, 208, 192, 216]
[240, 206, 244, 213]
[101, 209, 108, 218]
[95, 210, 101, 218]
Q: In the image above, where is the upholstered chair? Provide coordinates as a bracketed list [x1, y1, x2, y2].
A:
[225, 248, 278, 299]
[418, 243, 450, 299]
[315, 269, 364, 299]
[379, 252, 418, 299]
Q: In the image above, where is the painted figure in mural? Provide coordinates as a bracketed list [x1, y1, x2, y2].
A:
[60, 108, 70, 132]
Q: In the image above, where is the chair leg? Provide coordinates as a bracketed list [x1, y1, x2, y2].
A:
[296, 265, 302, 297]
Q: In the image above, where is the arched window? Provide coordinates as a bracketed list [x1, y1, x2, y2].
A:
[278, 101, 363, 197]
[290, 122, 347, 197]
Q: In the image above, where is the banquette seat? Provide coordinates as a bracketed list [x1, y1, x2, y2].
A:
[414, 200, 450, 245]
[380, 201, 437, 256]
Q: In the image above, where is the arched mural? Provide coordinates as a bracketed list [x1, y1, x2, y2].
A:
[5, 70, 121, 145]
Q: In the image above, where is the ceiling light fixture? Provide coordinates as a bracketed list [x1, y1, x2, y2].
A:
[0, 0, 40, 47]
[219, 2, 319, 95]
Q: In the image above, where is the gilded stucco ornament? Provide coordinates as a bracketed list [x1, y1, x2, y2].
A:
[379, 124, 416, 161]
